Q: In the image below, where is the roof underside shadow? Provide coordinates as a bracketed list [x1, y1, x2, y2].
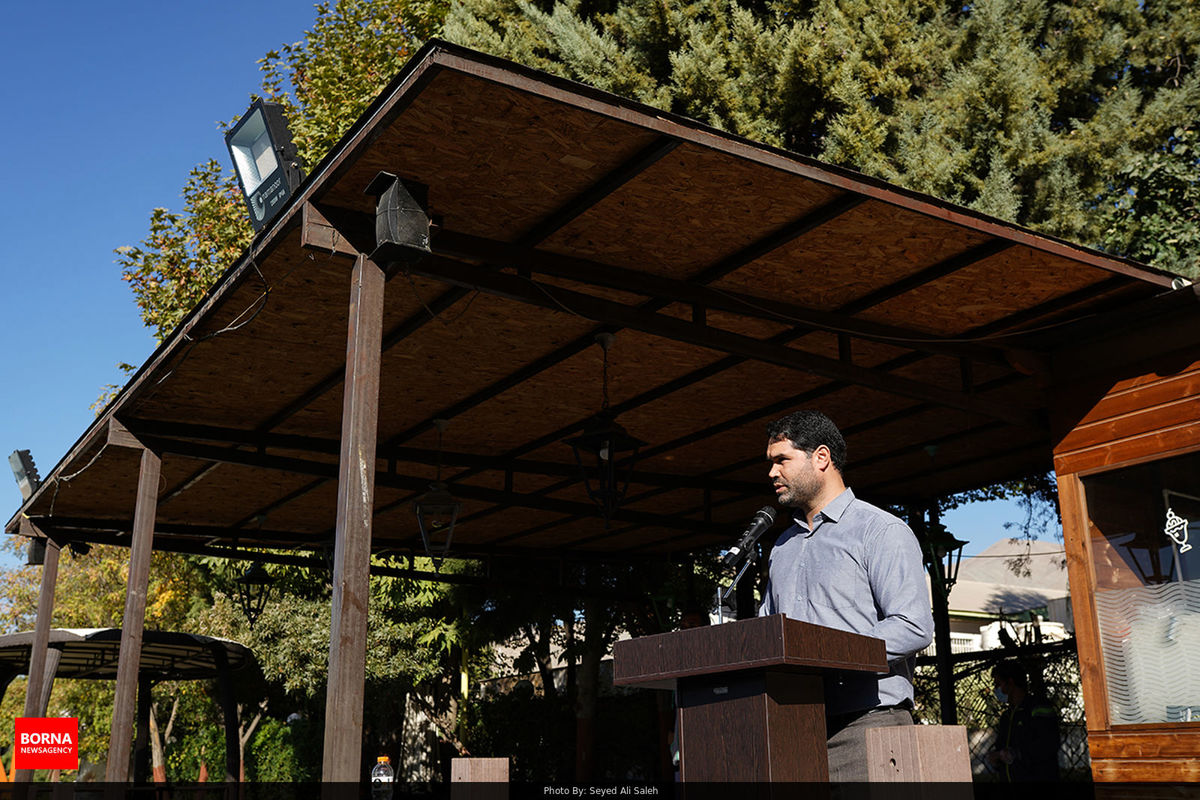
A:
[6, 41, 1177, 563]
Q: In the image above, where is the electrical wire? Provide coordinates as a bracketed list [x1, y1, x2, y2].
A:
[401, 269, 480, 330]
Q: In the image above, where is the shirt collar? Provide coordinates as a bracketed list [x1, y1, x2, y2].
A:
[793, 487, 855, 530]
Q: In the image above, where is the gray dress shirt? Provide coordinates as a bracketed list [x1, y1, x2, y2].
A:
[759, 488, 934, 715]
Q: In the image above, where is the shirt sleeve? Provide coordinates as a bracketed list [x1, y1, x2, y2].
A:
[863, 521, 935, 661]
[758, 581, 775, 616]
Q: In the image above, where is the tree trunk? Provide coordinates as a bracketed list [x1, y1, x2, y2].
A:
[574, 593, 611, 783]
[523, 614, 557, 699]
[148, 705, 166, 782]
[148, 696, 177, 783]
[564, 613, 577, 702]
[237, 700, 266, 783]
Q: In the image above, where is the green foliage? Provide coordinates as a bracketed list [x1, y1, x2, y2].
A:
[115, 0, 448, 346]
[1102, 126, 1200, 277]
[465, 690, 575, 780]
[246, 716, 317, 781]
[94, 0, 1200, 780]
[115, 160, 252, 342]
[260, 0, 449, 170]
[448, 0, 1200, 261]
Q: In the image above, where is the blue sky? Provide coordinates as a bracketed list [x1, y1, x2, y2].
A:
[0, 1, 317, 515]
[0, 1, 1050, 562]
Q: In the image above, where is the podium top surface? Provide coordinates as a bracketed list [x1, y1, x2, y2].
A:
[612, 614, 887, 688]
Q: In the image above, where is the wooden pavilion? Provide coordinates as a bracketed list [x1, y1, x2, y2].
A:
[7, 40, 1199, 782]
[0, 629, 251, 781]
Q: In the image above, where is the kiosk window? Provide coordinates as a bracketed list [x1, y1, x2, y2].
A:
[1083, 450, 1200, 725]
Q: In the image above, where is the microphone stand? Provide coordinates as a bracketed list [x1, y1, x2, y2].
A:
[716, 548, 757, 625]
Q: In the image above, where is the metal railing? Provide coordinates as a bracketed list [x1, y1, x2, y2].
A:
[913, 638, 1090, 780]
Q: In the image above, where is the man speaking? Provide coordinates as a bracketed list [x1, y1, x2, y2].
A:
[758, 410, 934, 781]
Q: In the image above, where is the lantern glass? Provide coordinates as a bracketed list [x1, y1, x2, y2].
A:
[415, 483, 461, 557]
[923, 524, 968, 594]
[565, 413, 645, 520]
[236, 560, 274, 625]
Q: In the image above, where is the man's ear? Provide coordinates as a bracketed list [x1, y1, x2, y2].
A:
[813, 445, 832, 471]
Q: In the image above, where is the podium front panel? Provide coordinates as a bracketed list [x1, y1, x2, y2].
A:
[677, 671, 828, 782]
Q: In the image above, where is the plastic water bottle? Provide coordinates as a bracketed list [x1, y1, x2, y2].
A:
[371, 755, 394, 800]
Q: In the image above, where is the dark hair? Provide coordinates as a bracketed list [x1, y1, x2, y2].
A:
[766, 411, 847, 472]
[992, 660, 1029, 690]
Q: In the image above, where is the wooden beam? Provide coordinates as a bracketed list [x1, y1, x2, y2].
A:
[432, 230, 1012, 366]
[106, 446, 162, 782]
[323, 253, 386, 781]
[301, 201, 363, 259]
[380, 236, 1068, 520]
[158, 462, 222, 507]
[513, 137, 679, 247]
[406, 255, 1043, 428]
[123, 418, 760, 493]
[24, 519, 685, 565]
[254, 286, 470, 435]
[378, 194, 864, 451]
[131, 435, 719, 534]
[232, 477, 330, 529]
[15, 527, 59, 783]
[281, 139, 676, 444]
[428, 43, 1172, 285]
[107, 418, 146, 450]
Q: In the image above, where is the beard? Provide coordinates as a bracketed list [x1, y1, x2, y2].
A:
[775, 469, 821, 509]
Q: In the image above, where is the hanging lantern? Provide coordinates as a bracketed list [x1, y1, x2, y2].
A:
[413, 419, 462, 563]
[236, 560, 274, 626]
[564, 333, 645, 523]
[414, 482, 462, 562]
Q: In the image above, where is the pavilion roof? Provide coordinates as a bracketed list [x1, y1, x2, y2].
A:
[0, 628, 251, 681]
[5, 41, 1179, 562]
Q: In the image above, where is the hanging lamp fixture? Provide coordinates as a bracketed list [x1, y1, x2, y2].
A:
[565, 333, 645, 524]
[235, 559, 274, 626]
[414, 419, 462, 565]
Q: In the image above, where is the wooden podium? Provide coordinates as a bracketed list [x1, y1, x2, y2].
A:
[612, 614, 887, 781]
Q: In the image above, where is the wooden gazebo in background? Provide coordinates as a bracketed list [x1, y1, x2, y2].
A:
[6, 41, 1197, 782]
[0, 629, 251, 782]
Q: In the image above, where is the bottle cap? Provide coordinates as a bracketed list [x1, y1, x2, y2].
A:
[378, 756, 390, 763]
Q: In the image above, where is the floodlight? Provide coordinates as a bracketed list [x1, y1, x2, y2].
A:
[8, 449, 40, 500]
[225, 100, 304, 231]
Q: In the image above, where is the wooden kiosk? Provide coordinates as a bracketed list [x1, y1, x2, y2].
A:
[1050, 285, 1200, 782]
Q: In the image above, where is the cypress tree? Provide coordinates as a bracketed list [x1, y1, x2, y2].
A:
[446, 0, 1200, 271]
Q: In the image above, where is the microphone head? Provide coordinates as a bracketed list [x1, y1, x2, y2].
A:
[757, 506, 777, 524]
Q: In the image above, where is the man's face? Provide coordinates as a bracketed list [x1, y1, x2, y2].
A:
[767, 437, 822, 509]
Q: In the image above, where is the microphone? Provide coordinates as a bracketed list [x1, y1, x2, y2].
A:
[721, 506, 777, 568]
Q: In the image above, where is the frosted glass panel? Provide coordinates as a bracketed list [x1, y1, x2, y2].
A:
[1084, 450, 1200, 726]
[1095, 579, 1200, 724]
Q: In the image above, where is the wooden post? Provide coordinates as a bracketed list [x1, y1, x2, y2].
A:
[37, 646, 63, 716]
[322, 253, 386, 782]
[105, 446, 162, 782]
[213, 647, 240, 781]
[15, 533, 60, 782]
[133, 675, 152, 783]
[928, 503, 957, 726]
